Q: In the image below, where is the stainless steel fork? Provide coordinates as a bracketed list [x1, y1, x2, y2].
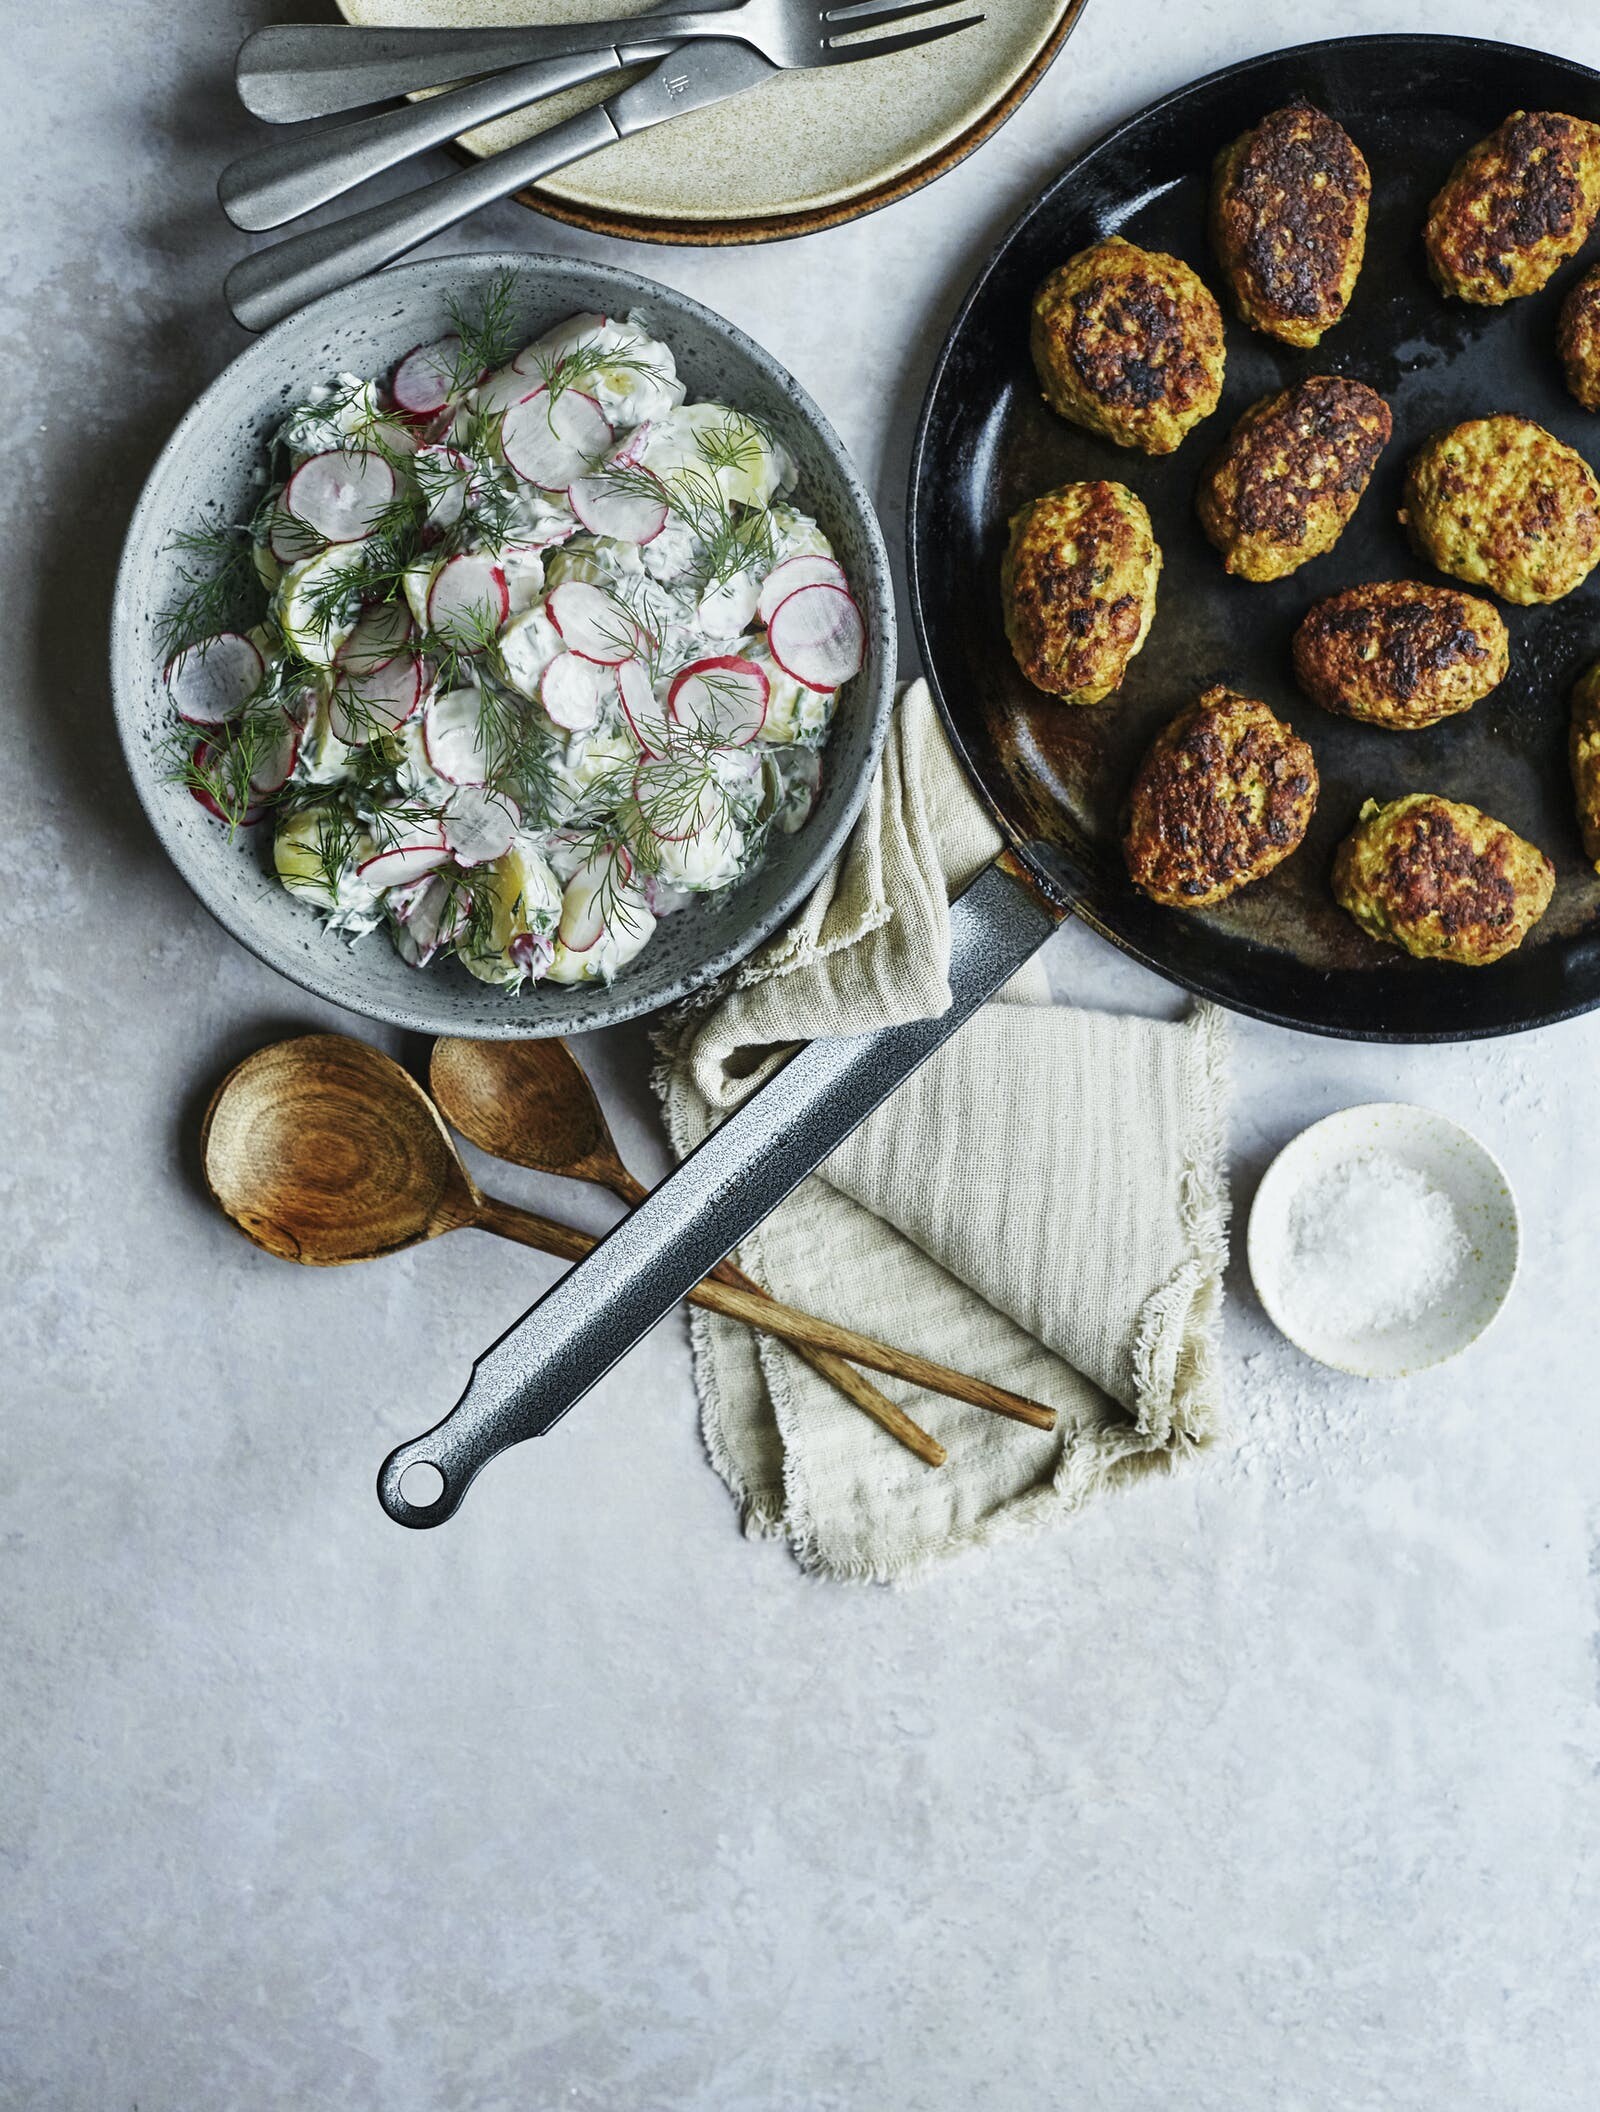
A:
[224, 13, 983, 333]
[237, 0, 970, 120]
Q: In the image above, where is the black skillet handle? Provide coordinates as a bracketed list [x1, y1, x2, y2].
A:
[377, 855, 1064, 1527]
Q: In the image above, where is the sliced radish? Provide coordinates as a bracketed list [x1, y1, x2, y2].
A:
[370, 416, 421, 458]
[474, 364, 531, 418]
[501, 386, 613, 489]
[756, 552, 847, 626]
[329, 653, 426, 743]
[569, 469, 667, 545]
[187, 739, 267, 827]
[540, 652, 604, 732]
[667, 655, 768, 746]
[164, 631, 264, 728]
[609, 420, 651, 470]
[426, 552, 509, 645]
[697, 569, 760, 639]
[508, 929, 553, 975]
[422, 686, 490, 786]
[334, 598, 412, 677]
[766, 582, 866, 693]
[392, 870, 468, 967]
[547, 580, 644, 665]
[268, 503, 322, 565]
[358, 832, 451, 890]
[392, 334, 462, 417]
[617, 659, 668, 756]
[284, 447, 395, 544]
[514, 313, 608, 375]
[559, 844, 631, 951]
[443, 787, 519, 867]
[631, 758, 718, 844]
[247, 709, 301, 799]
[412, 444, 473, 529]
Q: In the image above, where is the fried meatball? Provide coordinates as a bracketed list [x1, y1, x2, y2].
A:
[1029, 238, 1226, 455]
[1001, 481, 1161, 704]
[1122, 686, 1318, 908]
[1291, 581, 1509, 729]
[1210, 98, 1371, 347]
[1423, 110, 1600, 305]
[1400, 414, 1600, 605]
[1570, 661, 1600, 872]
[1332, 794, 1555, 964]
[1557, 263, 1600, 410]
[1197, 375, 1391, 582]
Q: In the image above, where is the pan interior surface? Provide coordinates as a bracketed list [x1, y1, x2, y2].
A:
[911, 35, 1600, 1041]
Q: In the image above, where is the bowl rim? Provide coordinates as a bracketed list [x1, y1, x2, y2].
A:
[1245, 1099, 1522, 1380]
[110, 251, 896, 1038]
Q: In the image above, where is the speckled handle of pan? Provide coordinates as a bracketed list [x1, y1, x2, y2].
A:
[377, 858, 1064, 1528]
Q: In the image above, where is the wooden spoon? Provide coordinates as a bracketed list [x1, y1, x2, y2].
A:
[201, 1035, 1058, 1435]
[428, 1037, 946, 1467]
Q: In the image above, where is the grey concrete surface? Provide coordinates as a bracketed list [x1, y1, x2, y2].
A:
[5, 2, 1600, 2105]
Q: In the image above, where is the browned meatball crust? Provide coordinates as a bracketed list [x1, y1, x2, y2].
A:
[1197, 376, 1392, 582]
[1332, 794, 1555, 964]
[1571, 661, 1600, 872]
[1424, 110, 1600, 304]
[1122, 686, 1319, 908]
[1210, 98, 1371, 347]
[1001, 481, 1161, 705]
[1557, 263, 1600, 411]
[1291, 582, 1509, 729]
[1029, 238, 1227, 455]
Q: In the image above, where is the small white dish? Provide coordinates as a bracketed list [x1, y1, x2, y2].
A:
[1247, 1102, 1520, 1380]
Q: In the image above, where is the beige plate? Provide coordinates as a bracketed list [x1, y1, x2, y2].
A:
[336, 0, 1089, 242]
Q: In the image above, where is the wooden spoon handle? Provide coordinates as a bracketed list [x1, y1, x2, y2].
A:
[606, 1166, 945, 1466]
[474, 1192, 1055, 1433]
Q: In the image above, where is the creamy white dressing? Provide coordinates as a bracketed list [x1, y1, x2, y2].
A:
[209, 309, 852, 994]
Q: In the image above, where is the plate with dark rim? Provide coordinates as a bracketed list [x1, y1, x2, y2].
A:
[335, 0, 1089, 244]
[910, 32, 1600, 1042]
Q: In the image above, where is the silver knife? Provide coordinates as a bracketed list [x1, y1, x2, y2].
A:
[225, 42, 778, 333]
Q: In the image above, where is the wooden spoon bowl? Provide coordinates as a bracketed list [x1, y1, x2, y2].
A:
[203, 1034, 477, 1264]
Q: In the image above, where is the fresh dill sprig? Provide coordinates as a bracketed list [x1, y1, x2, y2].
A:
[156, 514, 264, 662]
[446, 271, 523, 391]
[534, 336, 656, 407]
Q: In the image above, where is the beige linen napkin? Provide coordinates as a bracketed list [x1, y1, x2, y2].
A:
[652, 683, 1230, 1581]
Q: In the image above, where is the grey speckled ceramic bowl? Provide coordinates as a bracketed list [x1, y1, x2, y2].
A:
[111, 253, 895, 1038]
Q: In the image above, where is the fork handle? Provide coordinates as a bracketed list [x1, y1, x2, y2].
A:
[237, 17, 729, 121]
[220, 49, 667, 231]
[224, 103, 624, 333]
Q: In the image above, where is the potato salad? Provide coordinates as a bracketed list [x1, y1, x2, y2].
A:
[159, 297, 864, 990]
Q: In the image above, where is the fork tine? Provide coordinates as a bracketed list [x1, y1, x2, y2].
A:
[821, 0, 957, 25]
[821, 12, 985, 58]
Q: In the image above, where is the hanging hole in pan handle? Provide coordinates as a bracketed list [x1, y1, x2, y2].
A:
[379, 1436, 463, 1528]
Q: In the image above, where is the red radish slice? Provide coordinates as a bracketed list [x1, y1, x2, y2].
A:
[540, 652, 604, 732]
[474, 365, 530, 418]
[667, 655, 768, 745]
[329, 653, 426, 743]
[371, 417, 421, 458]
[569, 470, 667, 545]
[508, 930, 553, 974]
[617, 659, 668, 756]
[392, 871, 467, 966]
[164, 631, 264, 727]
[268, 503, 322, 564]
[334, 599, 412, 677]
[514, 313, 608, 375]
[358, 833, 451, 890]
[247, 709, 301, 799]
[766, 582, 866, 693]
[187, 739, 267, 827]
[285, 447, 395, 544]
[426, 552, 509, 644]
[559, 844, 631, 951]
[609, 420, 651, 469]
[413, 444, 473, 529]
[546, 580, 643, 665]
[443, 787, 519, 867]
[422, 686, 490, 786]
[756, 552, 847, 626]
[501, 386, 613, 489]
[392, 334, 462, 417]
